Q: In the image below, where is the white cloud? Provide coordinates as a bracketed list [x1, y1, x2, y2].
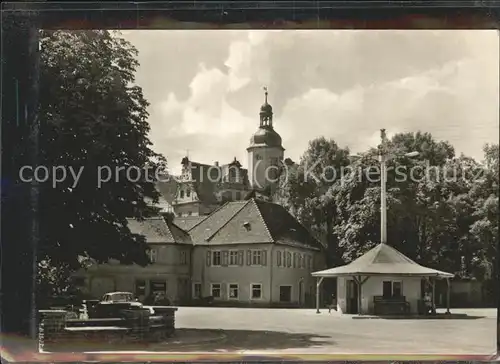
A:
[122, 30, 499, 171]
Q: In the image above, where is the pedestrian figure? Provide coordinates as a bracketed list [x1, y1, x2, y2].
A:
[424, 291, 435, 315]
[328, 294, 337, 313]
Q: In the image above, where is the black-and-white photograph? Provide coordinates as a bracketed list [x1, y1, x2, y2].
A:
[17, 29, 500, 355]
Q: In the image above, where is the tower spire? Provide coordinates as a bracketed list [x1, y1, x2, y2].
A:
[259, 86, 273, 127]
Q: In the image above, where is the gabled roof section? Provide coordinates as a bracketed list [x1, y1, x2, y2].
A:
[127, 217, 192, 245]
[255, 199, 321, 249]
[174, 215, 208, 231]
[207, 200, 274, 244]
[189, 201, 250, 243]
[312, 243, 454, 278]
[189, 198, 320, 250]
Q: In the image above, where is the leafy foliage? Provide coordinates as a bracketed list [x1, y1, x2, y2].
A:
[275, 137, 350, 266]
[276, 132, 498, 302]
[37, 30, 165, 279]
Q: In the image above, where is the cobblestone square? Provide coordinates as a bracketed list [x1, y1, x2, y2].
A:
[173, 307, 497, 354]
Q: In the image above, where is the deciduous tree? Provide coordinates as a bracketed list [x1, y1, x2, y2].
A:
[37, 30, 165, 292]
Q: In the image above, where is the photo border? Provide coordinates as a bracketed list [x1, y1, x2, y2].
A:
[1, 1, 499, 362]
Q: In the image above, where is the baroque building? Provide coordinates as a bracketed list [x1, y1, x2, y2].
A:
[74, 89, 326, 307]
[157, 88, 286, 219]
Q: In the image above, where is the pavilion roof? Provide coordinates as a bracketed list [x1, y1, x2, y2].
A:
[312, 243, 454, 278]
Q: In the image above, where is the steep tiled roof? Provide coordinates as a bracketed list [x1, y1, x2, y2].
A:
[189, 201, 250, 243]
[256, 200, 320, 248]
[144, 195, 173, 213]
[189, 162, 219, 204]
[312, 243, 454, 277]
[127, 217, 192, 245]
[189, 198, 320, 250]
[174, 215, 208, 231]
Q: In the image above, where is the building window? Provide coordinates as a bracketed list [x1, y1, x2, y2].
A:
[180, 190, 185, 198]
[228, 283, 239, 299]
[229, 250, 238, 266]
[382, 281, 403, 298]
[298, 254, 303, 268]
[193, 283, 202, 298]
[277, 251, 282, 267]
[251, 250, 262, 265]
[180, 251, 187, 265]
[235, 191, 241, 200]
[212, 251, 222, 266]
[186, 189, 191, 197]
[150, 280, 167, 295]
[286, 251, 292, 268]
[251, 283, 262, 299]
[293, 253, 298, 268]
[148, 248, 158, 263]
[211, 283, 221, 298]
[392, 281, 402, 297]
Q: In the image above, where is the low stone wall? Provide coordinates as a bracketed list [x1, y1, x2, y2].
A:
[38, 310, 67, 351]
[39, 306, 178, 351]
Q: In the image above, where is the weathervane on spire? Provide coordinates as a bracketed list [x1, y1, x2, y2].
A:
[263, 86, 268, 104]
[380, 129, 388, 145]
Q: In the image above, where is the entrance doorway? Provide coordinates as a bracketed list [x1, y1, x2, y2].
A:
[193, 283, 202, 299]
[346, 279, 359, 314]
[279, 285, 292, 302]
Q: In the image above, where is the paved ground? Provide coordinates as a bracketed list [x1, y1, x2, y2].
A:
[170, 307, 497, 354]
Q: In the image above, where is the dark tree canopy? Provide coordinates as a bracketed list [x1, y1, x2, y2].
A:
[276, 131, 498, 303]
[38, 30, 165, 271]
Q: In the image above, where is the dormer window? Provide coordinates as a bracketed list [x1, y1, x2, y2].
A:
[243, 222, 251, 231]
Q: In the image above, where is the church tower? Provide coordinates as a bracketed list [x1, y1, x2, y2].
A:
[247, 87, 285, 192]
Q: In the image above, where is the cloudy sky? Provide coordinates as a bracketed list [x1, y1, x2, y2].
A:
[121, 30, 499, 175]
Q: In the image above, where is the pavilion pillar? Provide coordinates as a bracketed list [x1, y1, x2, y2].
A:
[356, 277, 362, 316]
[316, 277, 324, 314]
[445, 278, 451, 314]
[431, 278, 436, 314]
[354, 276, 369, 315]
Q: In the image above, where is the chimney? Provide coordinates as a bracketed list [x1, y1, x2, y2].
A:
[214, 161, 219, 167]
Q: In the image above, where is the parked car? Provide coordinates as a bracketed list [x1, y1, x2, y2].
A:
[89, 291, 145, 318]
